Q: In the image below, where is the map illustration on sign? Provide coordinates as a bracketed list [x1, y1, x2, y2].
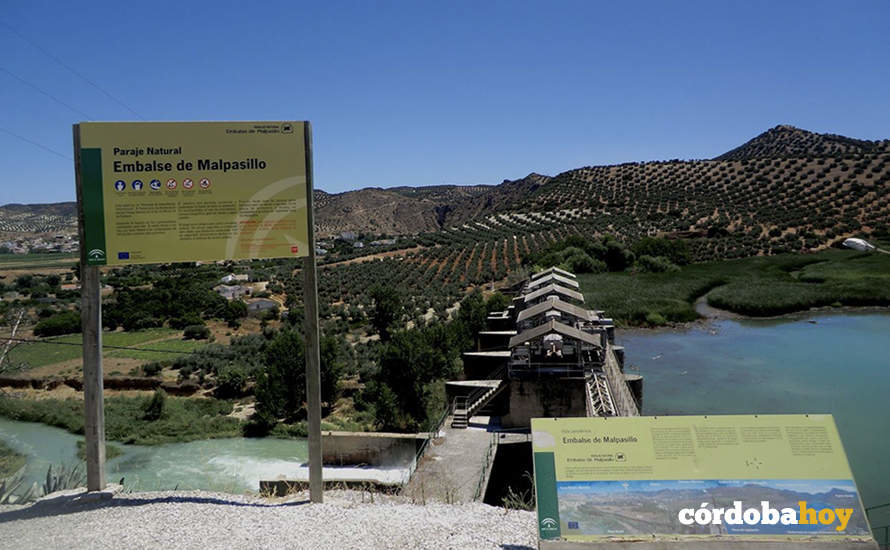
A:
[531, 415, 873, 543]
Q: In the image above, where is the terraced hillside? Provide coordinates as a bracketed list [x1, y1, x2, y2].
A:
[4, 125, 888, 267]
[0, 202, 77, 235]
[525, 154, 889, 260]
[716, 124, 890, 161]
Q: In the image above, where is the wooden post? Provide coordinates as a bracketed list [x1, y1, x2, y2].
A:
[73, 124, 106, 491]
[302, 122, 323, 503]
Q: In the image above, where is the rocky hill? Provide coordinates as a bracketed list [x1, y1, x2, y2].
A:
[313, 184, 490, 237]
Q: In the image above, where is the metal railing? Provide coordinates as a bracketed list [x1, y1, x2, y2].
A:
[460, 364, 508, 417]
[407, 401, 453, 484]
[473, 431, 498, 501]
[508, 360, 587, 379]
[868, 502, 890, 549]
[602, 347, 640, 416]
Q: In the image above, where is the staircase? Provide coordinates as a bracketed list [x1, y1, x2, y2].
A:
[587, 373, 617, 417]
[451, 396, 469, 429]
[450, 380, 508, 429]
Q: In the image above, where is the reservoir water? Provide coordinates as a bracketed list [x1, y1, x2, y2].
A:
[2, 312, 887, 507]
[617, 312, 890, 509]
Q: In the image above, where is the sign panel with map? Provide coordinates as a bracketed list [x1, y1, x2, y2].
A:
[531, 415, 873, 543]
[76, 121, 309, 265]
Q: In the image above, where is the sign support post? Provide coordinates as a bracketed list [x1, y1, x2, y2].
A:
[301, 122, 323, 503]
[73, 124, 106, 491]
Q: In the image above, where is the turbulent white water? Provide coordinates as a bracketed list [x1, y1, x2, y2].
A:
[0, 419, 414, 492]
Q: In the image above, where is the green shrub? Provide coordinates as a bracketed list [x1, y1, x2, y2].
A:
[142, 362, 163, 377]
[644, 311, 667, 326]
[33, 311, 81, 337]
[637, 255, 681, 273]
[632, 237, 691, 265]
[215, 364, 248, 398]
[142, 389, 167, 421]
[183, 325, 211, 340]
[169, 314, 204, 330]
[565, 251, 606, 274]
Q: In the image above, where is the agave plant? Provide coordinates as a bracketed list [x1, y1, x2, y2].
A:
[42, 463, 86, 496]
[0, 471, 39, 505]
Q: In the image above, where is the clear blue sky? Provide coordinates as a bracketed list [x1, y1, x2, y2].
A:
[2, 0, 888, 204]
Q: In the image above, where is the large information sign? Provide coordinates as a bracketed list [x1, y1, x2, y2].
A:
[532, 415, 873, 543]
[76, 121, 309, 265]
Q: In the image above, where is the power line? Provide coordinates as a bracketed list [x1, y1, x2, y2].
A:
[0, 126, 71, 160]
[0, 19, 145, 120]
[0, 66, 93, 119]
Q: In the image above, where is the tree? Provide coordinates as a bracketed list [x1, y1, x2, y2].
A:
[369, 285, 403, 341]
[33, 311, 81, 337]
[254, 329, 306, 422]
[320, 334, 346, 406]
[215, 364, 248, 398]
[602, 236, 635, 271]
[142, 389, 167, 421]
[485, 292, 511, 313]
[0, 309, 26, 384]
[454, 290, 487, 350]
[183, 325, 211, 340]
[223, 300, 248, 328]
[631, 237, 691, 266]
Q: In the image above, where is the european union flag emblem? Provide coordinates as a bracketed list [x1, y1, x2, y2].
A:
[118, 252, 130, 259]
[568, 521, 579, 530]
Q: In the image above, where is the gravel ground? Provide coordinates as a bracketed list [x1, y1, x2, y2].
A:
[0, 489, 537, 550]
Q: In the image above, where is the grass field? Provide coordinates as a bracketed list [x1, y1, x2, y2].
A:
[8, 328, 206, 370]
[0, 252, 78, 270]
[577, 247, 890, 326]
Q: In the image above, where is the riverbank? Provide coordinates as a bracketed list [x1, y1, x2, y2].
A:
[578, 247, 890, 328]
[0, 488, 537, 549]
[615, 299, 890, 338]
[0, 394, 241, 446]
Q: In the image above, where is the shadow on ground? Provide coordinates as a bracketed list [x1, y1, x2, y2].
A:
[0, 494, 310, 524]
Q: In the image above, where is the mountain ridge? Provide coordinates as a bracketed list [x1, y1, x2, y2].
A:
[3, 126, 888, 249]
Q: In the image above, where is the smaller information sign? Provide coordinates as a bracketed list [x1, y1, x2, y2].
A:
[531, 415, 872, 543]
[76, 121, 309, 266]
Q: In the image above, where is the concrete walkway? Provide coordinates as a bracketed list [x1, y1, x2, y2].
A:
[402, 416, 495, 504]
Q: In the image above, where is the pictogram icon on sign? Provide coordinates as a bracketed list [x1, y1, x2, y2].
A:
[199, 177, 211, 189]
[166, 178, 177, 190]
[183, 178, 194, 189]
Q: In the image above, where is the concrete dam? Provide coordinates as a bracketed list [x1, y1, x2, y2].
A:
[404, 266, 643, 504]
